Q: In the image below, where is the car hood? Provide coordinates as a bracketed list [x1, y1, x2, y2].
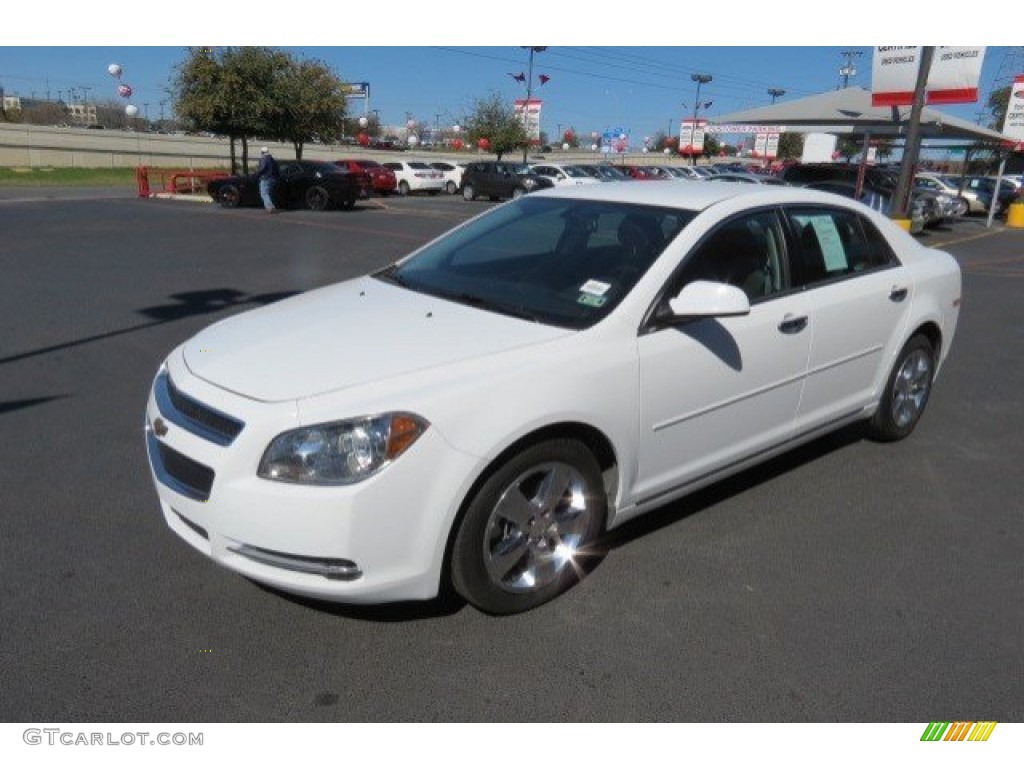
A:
[183, 277, 571, 402]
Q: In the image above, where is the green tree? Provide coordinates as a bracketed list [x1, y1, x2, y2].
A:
[465, 91, 527, 161]
[702, 133, 721, 158]
[271, 57, 347, 159]
[836, 136, 860, 163]
[987, 84, 1010, 130]
[777, 132, 804, 161]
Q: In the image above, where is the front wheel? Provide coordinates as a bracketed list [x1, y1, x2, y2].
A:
[217, 183, 241, 208]
[462, 184, 476, 201]
[866, 334, 936, 442]
[450, 439, 606, 615]
[305, 185, 330, 211]
[512, 187, 526, 199]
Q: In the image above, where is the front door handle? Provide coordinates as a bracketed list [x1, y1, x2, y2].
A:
[778, 314, 808, 334]
[889, 286, 909, 302]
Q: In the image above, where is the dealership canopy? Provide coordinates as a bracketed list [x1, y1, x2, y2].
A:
[711, 86, 1012, 145]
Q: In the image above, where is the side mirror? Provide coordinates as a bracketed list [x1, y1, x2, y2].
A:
[664, 280, 750, 321]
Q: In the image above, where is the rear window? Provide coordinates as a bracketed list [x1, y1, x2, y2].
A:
[408, 162, 432, 170]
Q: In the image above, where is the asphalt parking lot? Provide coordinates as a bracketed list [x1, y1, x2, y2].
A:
[1, 187, 1021, 723]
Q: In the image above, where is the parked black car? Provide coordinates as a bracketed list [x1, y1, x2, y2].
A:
[459, 162, 555, 201]
[207, 160, 366, 211]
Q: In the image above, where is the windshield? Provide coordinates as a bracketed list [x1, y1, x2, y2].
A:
[377, 196, 694, 329]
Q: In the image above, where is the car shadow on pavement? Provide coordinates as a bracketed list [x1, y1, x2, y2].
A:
[0, 289, 299, 366]
[598, 422, 867, 552]
[251, 580, 467, 623]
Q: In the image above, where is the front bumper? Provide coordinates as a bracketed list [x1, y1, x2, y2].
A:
[144, 352, 478, 603]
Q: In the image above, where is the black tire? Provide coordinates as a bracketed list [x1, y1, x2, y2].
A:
[446, 181, 457, 195]
[866, 334, 936, 442]
[217, 183, 241, 208]
[305, 185, 330, 211]
[398, 180, 411, 196]
[451, 439, 606, 615]
[462, 184, 476, 201]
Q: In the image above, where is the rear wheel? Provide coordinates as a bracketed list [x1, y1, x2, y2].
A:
[217, 184, 241, 208]
[867, 334, 935, 442]
[305, 185, 330, 211]
[450, 439, 606, 615]
[398, 181, 411, 196]
[446, 181, 457, 195]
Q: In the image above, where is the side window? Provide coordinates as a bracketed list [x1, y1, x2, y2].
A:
[788, 207, 892, 287]
[673, 211, 788, 302]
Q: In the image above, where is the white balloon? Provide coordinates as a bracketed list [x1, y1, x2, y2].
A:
[407, 135, 419, 146]
[642, 147, 649, 153]
[125, 104, 139, 117]
[452, 124, 461, 133]
[590, 143, 598, 151]
[108, 63, 122, 78]
[562, 143, 569, 150]
[664, 148, 671, 155]
[358, 116, 368, 127]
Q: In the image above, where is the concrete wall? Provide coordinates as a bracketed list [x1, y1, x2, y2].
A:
[0, 122, 706, 169]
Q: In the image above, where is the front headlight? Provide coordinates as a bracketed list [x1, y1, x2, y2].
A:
[258, 412, 429, 485]
[521, 178, 537, 188]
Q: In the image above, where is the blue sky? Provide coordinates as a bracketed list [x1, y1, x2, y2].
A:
[0, 8, 1013, 143]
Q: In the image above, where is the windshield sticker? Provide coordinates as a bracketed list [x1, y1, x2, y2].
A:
[580, 279, 611, 297]
[578, 293, 607, 308]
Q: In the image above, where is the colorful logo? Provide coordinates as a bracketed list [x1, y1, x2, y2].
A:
[921, 722, 997, 741]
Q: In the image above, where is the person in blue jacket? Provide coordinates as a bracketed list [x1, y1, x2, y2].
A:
[255, 147, 280, 212]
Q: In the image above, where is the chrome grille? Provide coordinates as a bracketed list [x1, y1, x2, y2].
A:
[154, 371, 244, 446]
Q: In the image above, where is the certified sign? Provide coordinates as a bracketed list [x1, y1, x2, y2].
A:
[1002, 74, 1024, 151]
[871, 46, 986, 106]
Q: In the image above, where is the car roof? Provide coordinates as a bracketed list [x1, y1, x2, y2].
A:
[532, 179, 851, 211]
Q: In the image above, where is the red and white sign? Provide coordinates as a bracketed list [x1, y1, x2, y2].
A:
[752, 132, 781, 159]
[871, 46, 985, 107]
[680, 119, 707, 154]
[1002, 75, 1024, 152]
[513, 99, 543, 143]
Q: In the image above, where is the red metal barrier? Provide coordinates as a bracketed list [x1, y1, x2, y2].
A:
[134, 167, 229, 198]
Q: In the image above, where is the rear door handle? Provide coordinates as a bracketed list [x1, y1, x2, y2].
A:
[778, 314, 808, 334]
[889, 286, 909, 302]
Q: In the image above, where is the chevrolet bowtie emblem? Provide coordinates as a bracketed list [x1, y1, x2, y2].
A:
[153, 417, 169, 437]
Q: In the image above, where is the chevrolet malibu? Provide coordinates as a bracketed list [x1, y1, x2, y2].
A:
[145, 183, 961, 614]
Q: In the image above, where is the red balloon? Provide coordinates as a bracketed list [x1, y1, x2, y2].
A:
[563, 129, 574, 142]
[477, 137, 491, 150]
[452, 138, 463, 150]
[356, 132, 370, 146]
[117, 84, 133, 98]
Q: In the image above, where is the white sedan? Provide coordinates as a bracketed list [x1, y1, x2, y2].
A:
[145, 183, 961, 614]
[381, 161, 445, 195]
[530, 163, 603, 187]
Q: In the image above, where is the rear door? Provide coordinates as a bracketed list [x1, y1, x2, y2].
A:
[784, 205, 911, 432]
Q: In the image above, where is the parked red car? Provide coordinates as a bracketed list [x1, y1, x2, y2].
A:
[335, 158, 397, 196]
[617, 165, 663, 181]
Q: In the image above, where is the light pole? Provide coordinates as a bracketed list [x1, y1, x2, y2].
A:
[521, 46, 547, 162]
[768, 88, 786, 104]
[688, 73, 712, 166]
[839, 50, 862, 89]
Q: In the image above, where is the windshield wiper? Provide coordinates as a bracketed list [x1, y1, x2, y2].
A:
[433, 289, 541, 323]
[374, 264, 410, 288]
